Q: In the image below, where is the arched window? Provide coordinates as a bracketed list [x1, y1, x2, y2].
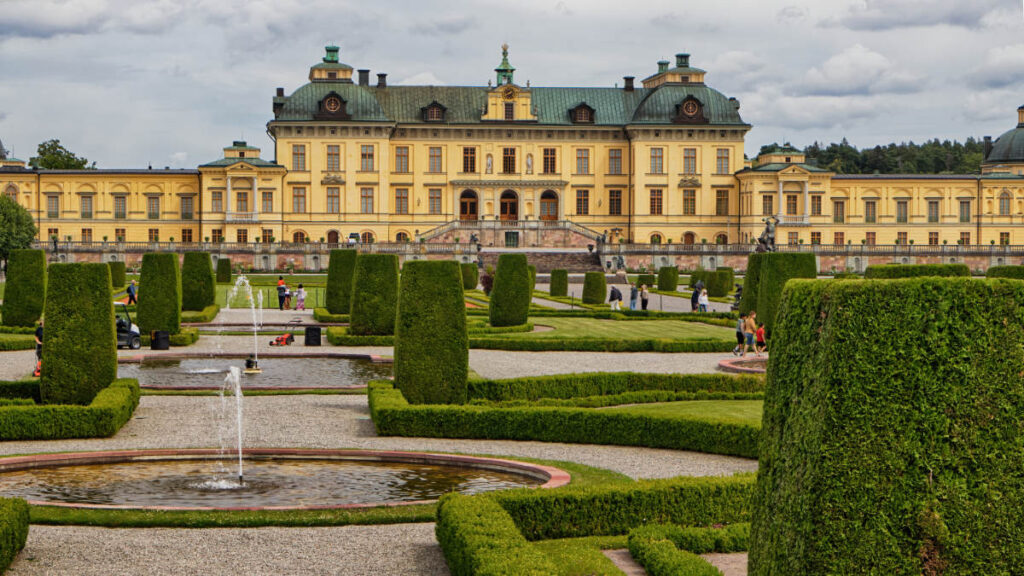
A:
[650, 233, 663, 245]
[327, 230, 340, 244]
[292, 231, 306, 243]
[1000, 192, 1012, 216]
[361, 231, 375, 244]
[396, 232, 409, 243]
[715, 233, 728, 244]
[3, 184, 16, 202]
[683, 232, 696, 245]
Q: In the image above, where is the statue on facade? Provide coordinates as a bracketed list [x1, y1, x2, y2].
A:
[486, 154, 493, 174]
[756, 216, 778, 253]
[526, 154, 533, 174]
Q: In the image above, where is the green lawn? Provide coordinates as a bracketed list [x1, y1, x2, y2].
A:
[498, 317, 734, 341]
[215, 285, 327, 309]
[0, 282, 4, 299]
[235, 274, 327, 286]
[603, 399, 764, 426]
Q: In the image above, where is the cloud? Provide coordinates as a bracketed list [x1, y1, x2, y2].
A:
[0, 0, 185, 39]
[396, 72, 446, 86]
[745, 88, 887, 131]
[410, 16, 476, 36]
[169, 151, 188, 166]
[796, 44, 923, 97]
[707, 51, 774, 92]
[826, 0, 1004, 31]
[776, 6, 807, 24]
[968, 44, 1024, 89]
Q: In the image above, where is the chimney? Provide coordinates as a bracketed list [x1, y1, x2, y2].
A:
[275, 87, 284, 97]
[676, 53, 690, 68]
[657, 60, 669, 74]
[984, 136, 993, 159]
[1018, 105, 1024, 126]
[377, 73, 387, 88]
[358, 69, 370, 86]
[623, 76, 635, 91]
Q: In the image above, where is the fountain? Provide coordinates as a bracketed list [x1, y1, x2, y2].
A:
[222, 366, 244, 483]
[225, 275, 264, 374]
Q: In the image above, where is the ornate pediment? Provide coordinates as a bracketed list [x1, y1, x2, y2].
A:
[678, 177, 701, 188]
[321, 174, 346, 185]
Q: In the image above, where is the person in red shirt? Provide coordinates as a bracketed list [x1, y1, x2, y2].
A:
[755, 323, 767, 356]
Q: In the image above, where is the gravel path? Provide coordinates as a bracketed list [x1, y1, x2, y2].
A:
[703, 553, 748, 576]
[0, 350, 35, 380]
[534, 283, 733, 313]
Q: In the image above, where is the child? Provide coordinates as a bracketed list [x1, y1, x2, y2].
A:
[733, 312, 746, 356]
[755, 322, 767, 356]
[295, 284, 307, 311]
[698, 288, 709, 313]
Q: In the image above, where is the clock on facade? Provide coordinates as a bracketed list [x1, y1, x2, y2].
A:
[682, 100, 699, 117]
[324, 96, 342, 113]
[502, 86, 517, 100]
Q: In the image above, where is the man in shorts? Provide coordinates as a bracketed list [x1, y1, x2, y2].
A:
[743, 311, 757, 357]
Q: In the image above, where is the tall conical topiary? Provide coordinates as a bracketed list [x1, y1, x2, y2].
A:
[137, 253, 182, 335]
[348, 254, 399, 335]
[395, 260, 468, 404]
[549, 269, 569, 297]
[325, 249, 357, 314]
[40, 263, 117, 405]
[489, 254, 531, 327]
[756, 253, 817, 334]
[528, 265, 537, 293]
[107, 261, 126, 289]
[460, 262, 479, 290]
[582, 271, 606, 305]
[739, 253, 766, 315]
[181, 252, 215, 311]
[657, 266, 679, 292]
[2, 249, 46, 327]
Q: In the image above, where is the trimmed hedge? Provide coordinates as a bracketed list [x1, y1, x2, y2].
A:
[181, 252, 215, 311]
[0, 335, 35, 351]
[312, 308, 349, 323]
[832, 271, 860, 280]
[986, 265, 1024, 279]
[215, 257, 231, 283]
[40, 263, 118, 405]
[436, 493, 558, 576]
[460, 262, 479, 290]
[751, 278, 1024, 575]
[369, 382, 759, 457]
[137, 253, 182, 335]
[325, 249, 357, 314]
[638, 273, 657, 288]
[2, 249, 46, 327]
[141, 326, 199, 347]
[630, 523, 749, 554]
[582, 272, 607, 305]
[467, 337, 733, 353]
[0, 379, 41, 401]
[108, 260, 126, 289]
[628, 537, 721, 576]
[181, 304, 219, 323]
[348, 254, 399, 336]
[528, 265, 537, 293]
[864, 263, 970, 278]
[468, 372, 764, 402]
[738, 253, 765, 315]
[489, 254, 532, 327]
[548, 269, 568, 297]
[710, 267, 735, 297]
[0, 497, 29, 572]
[395, 260, 468, 404]
[0, 378, 139, 440]
[755, 253, 816, 335]
[657, 267, 679, 291]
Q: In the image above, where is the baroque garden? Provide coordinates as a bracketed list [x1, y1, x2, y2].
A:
[0, 45, 1021, 576]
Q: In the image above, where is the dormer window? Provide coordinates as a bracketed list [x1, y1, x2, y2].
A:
[239, 152, 245, 158]
[569, 103, 595, 124]
[504, 102, 515, 120]
[673, 96, 707, 124]
[421, 102, 447, 122]
[327, 71, 337, 80]
[314, 92, 351, 120]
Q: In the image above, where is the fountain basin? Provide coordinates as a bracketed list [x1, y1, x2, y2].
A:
[117, 356, 392, 390]
[0, 449, 569, 511]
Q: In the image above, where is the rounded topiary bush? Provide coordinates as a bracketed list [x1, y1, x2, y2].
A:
[137, 253, 182, 335]
[704, 267, 735, 298]
[582, 271, 606, 305]
[549, 269, 569, 297]
[755, 253, 816, 334]
[460, 262, 479, 290]
[40, 263, 117, 405]
[395, 260, 468, 405]
[215, 257, 232, 283]
[107, 261, 126, 289]
[2, 249, 46, 327]
[739, 253, 766, 315]
[325, 249, 357, 314]
[348, 254, 399, 335]
[528, 265, 537, 292]
[181, 252, 215, 311]
[657, 266, 679, 292]
[716, 267, 735, 295]
[489, 254, 532, 327]
[638, 273, 657, 288]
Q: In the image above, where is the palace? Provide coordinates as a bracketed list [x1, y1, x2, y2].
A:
[3, 45, 1024, 250]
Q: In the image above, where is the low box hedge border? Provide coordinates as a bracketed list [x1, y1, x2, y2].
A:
[140, 327, 199, 347]
[629, 523, 750, 554]
[181, 305, 220, 324]
[369, 382, 759, 458]
[469, 390, 764, 409]
[0, 497, 29, 572]
[313, 308, 350, 323]
[0, 378, 140, 440]
[628, 536, 722, 576]
[467, 372, 764, 402]
[985, 265, 1024, 279]
[0, 334, 36, 351]
[864, 263, 970, 278]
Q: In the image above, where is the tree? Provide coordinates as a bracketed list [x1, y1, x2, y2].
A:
[0, 196, 38, 273]
[29, 139, 94, 170]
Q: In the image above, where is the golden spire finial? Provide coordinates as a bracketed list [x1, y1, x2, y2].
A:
[502, 43, 509, 54]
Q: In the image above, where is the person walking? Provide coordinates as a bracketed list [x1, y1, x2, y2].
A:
[276, 277, 287, 311]
[640, 284, 650, 311]
[743, 310, 757, 357]
[609, 285, 623, 310]
[755, 322, 767, 356]
[733, 313, 746, 355]
[629, 282, 638, 310]
[698, 288, 710, 312]
[34, 318, 43, 361]
[295, 284, 307, 311]
[690, 277, 703, 311]
[126, 280, 137, 305]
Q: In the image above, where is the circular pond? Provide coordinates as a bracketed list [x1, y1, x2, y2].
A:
[0, 449, 568, 510]
[118, 357, 392, 390]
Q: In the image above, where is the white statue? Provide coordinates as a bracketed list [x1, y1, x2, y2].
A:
[526, 154, 533, 174]
[486, 154, 493, 174]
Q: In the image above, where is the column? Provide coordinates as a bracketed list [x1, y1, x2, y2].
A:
[251, 177, 258, 219]
[803, 180, 809, 224]
[776, 180, 783, 220]
[226, 175, 232, 218]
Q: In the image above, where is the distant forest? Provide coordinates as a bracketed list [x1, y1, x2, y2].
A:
[758, 138, 986, 175]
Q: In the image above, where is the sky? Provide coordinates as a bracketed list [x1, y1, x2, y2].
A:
[1, 0, 1022, 168]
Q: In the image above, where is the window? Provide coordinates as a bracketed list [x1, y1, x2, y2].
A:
[834, 231, 845, 245]
[608, 149, 622, 175]
[650, 234, 662, 245]
[575, 190, 589, 215]
[927, 200, 939, 223]
[896, 200, 908, 223]
[211, 191, 223, 213]
[960, 232, 971, 245]
[326, 187, 340, 214]
[211, 229, 223, 243]
[236, 191, 248, 213]
[81, 228, 92, 243]
[504, 102, 514, 120]
[395, 189, 409, 214]
[811, 231, 821, 245]
[293, 231, 306, 243]
[650, 189, 663, 215]
[428, 147, 442, 173]
[236, 229, 248, 243]
[396, 231, 410, 242]
[262, 229, 273, 243]
[326, 145, 340, 171]
[811, 195, 822, 216]
[763, 195, 774, 216]
[181, 229, 192, 243]
[786, 195, 798, 216]
[360, 188, 374, 213]
[897, 231, 908, 244]
[608, 190, 622, 215]
[576, 149, 590, 174]
[543, 148, 557, 174]
[292, 187, 306, 213]
[3, 185, 15, 201]
[114, 196, 126, 219]
[429, 189, 442, 215]
[426, 105, 443, 121]
[1001, 231, 1011, 245]
[787, 232, 798, 244]
[463, 147, 476, 173]
[502, 147, 516, 173]
[47, 228, 59, 240]
[181, 197, 193, 220]
[650, 148, 664, 174]
[715, 149, 730, 174]
[361, 231, 375, 244]
[959, 200, 971, 223]
[929, 232, 939, 245]
[716, 190, 729, 216]
[395, 146, 409, 173]
[1000, 194, 1011, 216]
[80, 196, 93, 219]
[683, 148, 697, 174]
[833, 200, 845, 223]
[148, 228, 159, 242]
[865, 232, 876, 245]
[292, 144, 306, 171]
[360, 145, 374, 171]
[865, 200, 877, 223]
[262, 191, 273, 213]
[683, 190, 696, 216]
[147, 197, 160, 220]
[573, 107, 592, 123]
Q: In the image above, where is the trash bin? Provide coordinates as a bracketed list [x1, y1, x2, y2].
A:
[304, 326, 322, 346]
[151, 330, 170, 350]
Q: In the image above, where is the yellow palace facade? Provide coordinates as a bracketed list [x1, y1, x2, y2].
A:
[3, 45, 1024, 249]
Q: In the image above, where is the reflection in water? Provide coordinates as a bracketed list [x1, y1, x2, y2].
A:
[118, 358, 392, 388]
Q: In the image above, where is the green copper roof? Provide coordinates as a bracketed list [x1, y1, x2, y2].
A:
[762, 145, 803, 155]
[199, 157, 283, 168]
[275, 82, 389, 122]
[740, 163, 829, 173]
[986, 125, 1024, 164]
[495, 43, 515, 85]
[313, 45, 352, 70]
